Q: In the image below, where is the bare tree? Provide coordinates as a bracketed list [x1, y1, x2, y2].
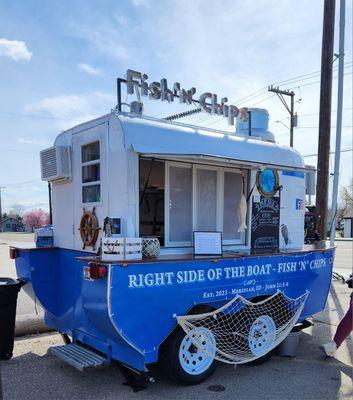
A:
[337, 179, 353, 222]
[8, 203, 25, 220]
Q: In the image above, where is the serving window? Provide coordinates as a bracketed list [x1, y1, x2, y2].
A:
[81, 141, 101, 203]
[139, 157, 247, 248]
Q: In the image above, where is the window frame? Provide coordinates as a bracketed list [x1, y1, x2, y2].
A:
[164, 160, 247, 248]
[221, 167, 246, 245]
[193, 165, 221, 234]
[81, 140, 102, 205]
[165, 161, 193, 247]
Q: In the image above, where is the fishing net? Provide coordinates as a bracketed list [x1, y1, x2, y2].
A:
[177, 290, 308, 364]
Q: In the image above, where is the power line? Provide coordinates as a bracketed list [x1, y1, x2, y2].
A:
[0, 111, 85, 121]
[272, 61, 352, 86]
[296, 125, 352, 129]
[3, 179, 42, 187]
[248, 94, 276, 107]
[0, 148, 37, 154]
[303, 148, 353, 157]
[233, 62, 352, 105]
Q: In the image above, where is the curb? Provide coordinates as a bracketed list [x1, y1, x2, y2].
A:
[15, 314, 54, 337]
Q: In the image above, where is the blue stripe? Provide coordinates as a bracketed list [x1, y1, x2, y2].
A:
[282, 170, 305, 178]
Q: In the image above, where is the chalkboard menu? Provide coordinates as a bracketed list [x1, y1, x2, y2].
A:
[251, 196, 280, 251]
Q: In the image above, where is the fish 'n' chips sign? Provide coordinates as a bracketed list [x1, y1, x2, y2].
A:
[126, 69, 241, 125]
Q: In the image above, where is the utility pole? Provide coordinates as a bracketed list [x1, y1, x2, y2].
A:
[0, 186, 5, 233]
[316, 0, 336, 240]
[268, 85, 296, 147]
[330, 0, 345, 243]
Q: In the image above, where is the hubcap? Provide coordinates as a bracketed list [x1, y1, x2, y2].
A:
[248, 315, 276, 356]
[178, 328, 216, 375]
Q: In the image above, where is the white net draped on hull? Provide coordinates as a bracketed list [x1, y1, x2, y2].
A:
[177, 291, 309, 364]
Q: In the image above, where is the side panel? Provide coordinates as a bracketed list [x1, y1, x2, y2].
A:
[279, 170, 306, 249]
[72, 122, 108, 250]
[15, 248, 145, 371]
[109, 249, 334, 363]
[15, 247, 334, 370]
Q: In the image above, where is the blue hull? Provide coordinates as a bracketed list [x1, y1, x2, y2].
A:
[15, 246, 334, 371]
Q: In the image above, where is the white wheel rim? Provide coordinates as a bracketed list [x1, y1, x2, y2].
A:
[179, 328, 216, 375]
[248, 315, 276, 356]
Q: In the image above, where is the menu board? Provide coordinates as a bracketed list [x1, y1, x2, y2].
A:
[251, 196, 280, 251]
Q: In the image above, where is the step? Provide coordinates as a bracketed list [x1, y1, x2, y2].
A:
[50, 343, 108, 372]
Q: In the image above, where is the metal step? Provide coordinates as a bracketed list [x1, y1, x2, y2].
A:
[50, 343, 108, 372]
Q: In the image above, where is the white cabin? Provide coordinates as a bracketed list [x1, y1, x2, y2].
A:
[43, 109, 307, 254]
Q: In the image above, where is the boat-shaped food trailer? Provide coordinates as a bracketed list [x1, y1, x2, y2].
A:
[12, 96, 335, 385]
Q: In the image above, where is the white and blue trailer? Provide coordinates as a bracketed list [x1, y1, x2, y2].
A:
[12, 108, 334, 385]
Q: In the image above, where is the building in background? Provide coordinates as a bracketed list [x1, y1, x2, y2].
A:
[342, 209, 353, 238]
[2, 217, 30, 232]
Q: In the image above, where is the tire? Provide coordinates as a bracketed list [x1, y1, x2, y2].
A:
[160, 326, 217, 385]
[247, 350, 273, 366]
[246, 294, 277, 366]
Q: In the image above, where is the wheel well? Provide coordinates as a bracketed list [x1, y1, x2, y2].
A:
[158, 304, 216, 360]
[250, 294, 274, 303]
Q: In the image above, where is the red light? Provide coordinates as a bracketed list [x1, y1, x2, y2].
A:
[9, 247, 19, 259]
[84, 263, 106, 280]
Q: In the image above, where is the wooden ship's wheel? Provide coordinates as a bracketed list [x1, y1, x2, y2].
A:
[79, 207, 100, 250]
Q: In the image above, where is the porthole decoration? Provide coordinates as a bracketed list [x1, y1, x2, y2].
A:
[256, 169, 279, 197]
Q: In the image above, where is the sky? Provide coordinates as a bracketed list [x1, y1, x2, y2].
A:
[0, 0, 352, 213]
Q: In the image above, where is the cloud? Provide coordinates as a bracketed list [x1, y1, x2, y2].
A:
[77, 63, 103, 76]
[0, 38, 32, 61]
[131, 0, 149, 7]
[17, 138, 35, 144]
[71, 24, 130, 62]
[23, 92, 116, 128]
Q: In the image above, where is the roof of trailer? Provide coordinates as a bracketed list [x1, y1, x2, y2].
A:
[118, 113, 305, 170]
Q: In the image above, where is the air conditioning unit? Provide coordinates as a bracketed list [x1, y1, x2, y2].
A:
[40, 146, 71, 182]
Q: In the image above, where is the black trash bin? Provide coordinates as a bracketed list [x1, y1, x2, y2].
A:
[0, 278, 25, 360]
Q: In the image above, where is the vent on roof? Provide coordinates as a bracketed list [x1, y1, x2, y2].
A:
[40, 146, 71, 182]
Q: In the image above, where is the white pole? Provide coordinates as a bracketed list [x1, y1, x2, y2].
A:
[330, 0, 346, 243]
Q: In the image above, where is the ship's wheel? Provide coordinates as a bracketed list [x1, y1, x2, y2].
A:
[79, 207, 100, 249]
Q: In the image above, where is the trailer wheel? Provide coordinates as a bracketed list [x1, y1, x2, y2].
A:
[160, 326, 217, 385]
[247, 350, 273, 366]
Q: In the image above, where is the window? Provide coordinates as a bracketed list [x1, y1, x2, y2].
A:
[139, 159, 165, 245]
[167, 164, 192, 244]
[195, 167, 218, 231]
[82, 164, 100, 183]
[223, 171, 243, 241]
[139, 158, 247, 247]
[81, 141, 101, 203]
[82, 141, 99, 163]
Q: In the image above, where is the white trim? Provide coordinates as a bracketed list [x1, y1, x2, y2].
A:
[163, 161, 247, 248]
[134, 153, 140, 238]
[165, 161, 193, 247]
[107, 266, 144, 356]
[80, 140, 102, 206]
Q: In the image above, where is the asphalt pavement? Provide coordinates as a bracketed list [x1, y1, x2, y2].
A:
[0, 281, 352, 400]
[0, 233, 44, 335]
[0, 233, 352, 399]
